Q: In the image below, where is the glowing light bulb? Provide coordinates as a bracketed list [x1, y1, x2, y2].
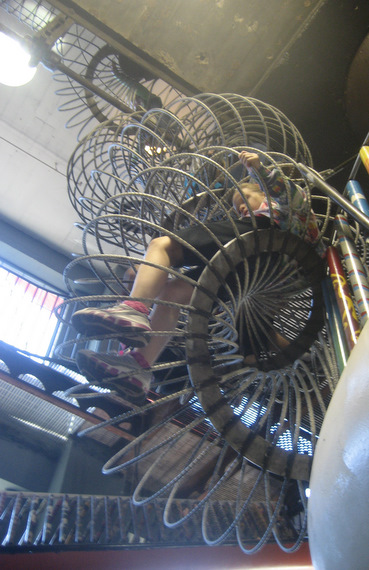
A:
[0, 32, 37, 87]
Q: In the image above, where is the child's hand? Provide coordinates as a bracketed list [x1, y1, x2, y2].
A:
[239, 151, 261, 170]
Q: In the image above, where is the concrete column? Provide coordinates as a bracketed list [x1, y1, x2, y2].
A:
[308, 320, 369, 569]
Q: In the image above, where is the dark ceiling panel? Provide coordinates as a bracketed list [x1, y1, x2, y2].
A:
[51, 0, 327, 94]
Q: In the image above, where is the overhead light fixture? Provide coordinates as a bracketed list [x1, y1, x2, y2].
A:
[0, 31, 37, 87]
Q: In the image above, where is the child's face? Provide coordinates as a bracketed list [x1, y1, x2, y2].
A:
[233, 185, 264, 217]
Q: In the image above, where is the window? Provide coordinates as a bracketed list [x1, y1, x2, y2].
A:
[0, 266, 64, 356]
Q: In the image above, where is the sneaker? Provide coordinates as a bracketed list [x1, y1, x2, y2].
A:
[76, 349, 153, 405]
[71, 304, 151, 348]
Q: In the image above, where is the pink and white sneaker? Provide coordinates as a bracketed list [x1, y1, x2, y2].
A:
[76, 349, 153, 406]
[71, 304, 151, 348]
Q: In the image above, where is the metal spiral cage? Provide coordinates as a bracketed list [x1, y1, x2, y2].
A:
[0, 0, 57, 31]
[52, 24, 184, 140]
[0, 1, 184, 139]
[0, 1, 345, 554]
[66, 93, 313, 225]
[52, 95, 339, 553]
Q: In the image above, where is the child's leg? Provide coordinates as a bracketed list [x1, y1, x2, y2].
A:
[72, 235, 185, 344]
[74, 266, 194, 404]
[134, 277, 194, 366]
[129, 235, 184, 308]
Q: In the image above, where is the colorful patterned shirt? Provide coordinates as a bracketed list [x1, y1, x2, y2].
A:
[247, 164, 326, 257]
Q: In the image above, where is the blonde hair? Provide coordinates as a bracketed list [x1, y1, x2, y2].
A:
[239, 181, 264, 194]
[232, 182, 263, 204]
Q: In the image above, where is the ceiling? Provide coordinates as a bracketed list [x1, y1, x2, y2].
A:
[0, 0, 369, 292]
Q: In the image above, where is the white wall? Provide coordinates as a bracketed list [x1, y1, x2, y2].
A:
[0, 64, 84, 257]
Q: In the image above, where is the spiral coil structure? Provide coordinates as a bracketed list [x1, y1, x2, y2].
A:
[52, 94, 340, 553]
[67, 93, 313, 223]
[0, 0, 57, 31]
[52, 24, 184, 139]
[0, 0, 357, 555]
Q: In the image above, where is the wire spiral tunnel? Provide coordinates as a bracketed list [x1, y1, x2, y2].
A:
[66, 92, 313, 224]
[0, 0, 351, 554]
[2, 0, 339, 550]
[52, 94, 340, 553]
[52, 23, 184, 140]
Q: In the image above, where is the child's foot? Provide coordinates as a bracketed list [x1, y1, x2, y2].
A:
[76, 349, 153, 406]
[71, 304, 151, 347]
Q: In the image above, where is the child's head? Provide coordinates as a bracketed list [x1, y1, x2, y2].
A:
[232, 182, 265, 217]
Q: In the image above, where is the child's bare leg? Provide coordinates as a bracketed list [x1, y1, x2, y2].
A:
[129, 236, 184, 308]
[72, 235, 185, 349]
[133, 277, 194, 365]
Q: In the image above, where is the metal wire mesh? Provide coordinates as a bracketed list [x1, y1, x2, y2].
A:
[0, 490, 305, 548]
[52, 24, 184, 140]
[0, 0, 57, 31]
[66, 94, 313, 224]
[0, 2, 342, 554]
[54, 102, 337, 552]
[61, 332, 336, 553]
